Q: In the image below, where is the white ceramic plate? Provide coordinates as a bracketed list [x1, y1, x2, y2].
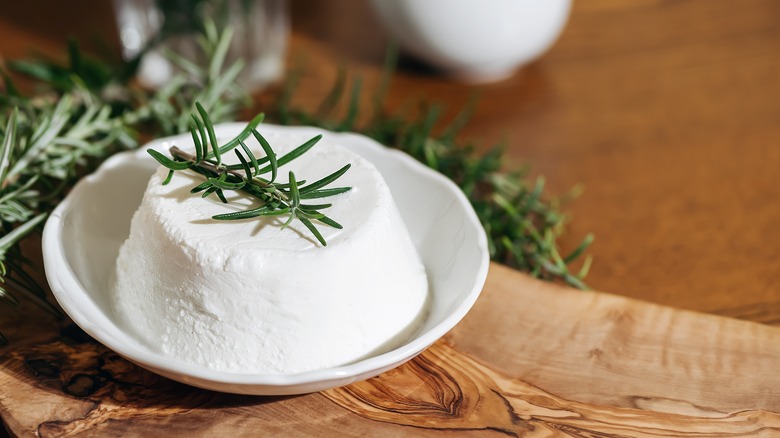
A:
[42, 123, 489, 395]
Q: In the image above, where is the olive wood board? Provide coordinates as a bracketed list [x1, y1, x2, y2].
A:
[1, 262, 779, 437]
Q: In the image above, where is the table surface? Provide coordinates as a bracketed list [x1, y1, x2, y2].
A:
[2, 1, 779, 319]
[2, 263, 780, 436]
[2, 1, 780, 436]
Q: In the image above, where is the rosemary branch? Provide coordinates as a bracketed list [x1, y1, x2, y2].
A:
[147, 105, 351, 246]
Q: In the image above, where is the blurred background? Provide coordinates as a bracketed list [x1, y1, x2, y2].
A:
[1, 0, 779, 322]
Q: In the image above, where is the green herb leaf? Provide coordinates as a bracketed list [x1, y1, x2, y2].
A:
[190, 180, 213, 194]
[239, 140, 261, 175]
[299, 187, 351, 199]
[300, 203, 332, 211]
[0, 109, 18, 182]
[162, 169, 175, 185]
[252, 129, 278, 183]
[191, 121, 204, 162]
[299, 216, 326, 246]
[235, 149, 253, 181]
[215, 188, 228, 203]
[300, 164, 351, 194]
[214, 112, 265, 155]
[147, 149, 191, 170]
[288, 171, 301, 209]
[213, 205, 290, 220]
[256, 134, 322, 174]
[196, 102, 221, 166]
[208, 174, 246, 190]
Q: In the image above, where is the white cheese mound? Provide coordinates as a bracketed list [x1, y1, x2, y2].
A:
[111, 129, 429, 374]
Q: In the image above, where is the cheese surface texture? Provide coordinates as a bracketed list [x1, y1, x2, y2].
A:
[111, 129, 429, 374]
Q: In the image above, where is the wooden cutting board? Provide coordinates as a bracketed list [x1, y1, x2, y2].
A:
[1, 262, 779, 437]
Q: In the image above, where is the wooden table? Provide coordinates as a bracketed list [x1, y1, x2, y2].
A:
[2, 0, 780, 436]
[286, 0, 780, 319]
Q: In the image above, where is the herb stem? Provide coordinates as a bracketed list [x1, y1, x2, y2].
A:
[169, 146, 290, 203]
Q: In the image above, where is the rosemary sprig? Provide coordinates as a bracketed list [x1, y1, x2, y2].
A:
[147, 104, 351, 246]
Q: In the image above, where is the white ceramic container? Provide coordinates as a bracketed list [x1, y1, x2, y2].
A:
[370, 0, 572, 82]
[42, 124, 489, 395]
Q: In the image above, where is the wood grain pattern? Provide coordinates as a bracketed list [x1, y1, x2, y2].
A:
[1, 264, 779, 436]
[326, 342, 780, 437]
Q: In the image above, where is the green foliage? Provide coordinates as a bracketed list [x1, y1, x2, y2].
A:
[0, 22, 248, 344]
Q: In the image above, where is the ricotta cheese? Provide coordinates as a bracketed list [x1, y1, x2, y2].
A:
[111, 129, 429, 374]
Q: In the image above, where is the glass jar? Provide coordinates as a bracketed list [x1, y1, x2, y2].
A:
[113, 0, 288, 90]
